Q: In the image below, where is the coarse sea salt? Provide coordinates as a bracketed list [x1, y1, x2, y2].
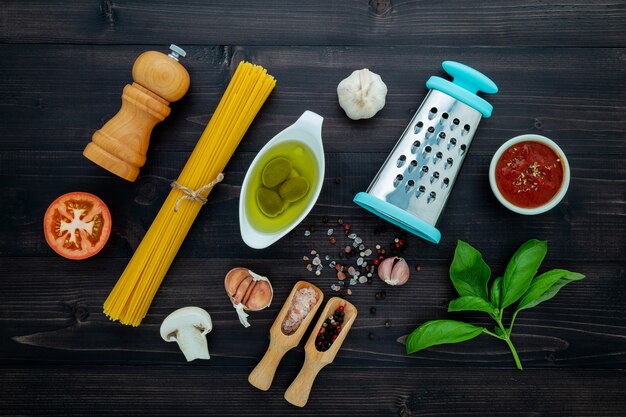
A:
[282, 287, 318, 335]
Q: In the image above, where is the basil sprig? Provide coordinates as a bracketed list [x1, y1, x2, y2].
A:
[405, 239, 585, 370]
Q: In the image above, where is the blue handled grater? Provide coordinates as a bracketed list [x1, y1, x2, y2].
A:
[353, 61, 498, 243]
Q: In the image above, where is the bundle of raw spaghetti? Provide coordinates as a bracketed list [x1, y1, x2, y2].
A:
[104, 62, 276, 326]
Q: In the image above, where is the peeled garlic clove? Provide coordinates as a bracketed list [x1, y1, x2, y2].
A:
[378, 257, 410, 286]
[337, 68, 388, 120]
[279, 176, 310, 202]
[224, 268, 273, 327]
[256, 187, 285, 218]
[262, 157, 292, 188]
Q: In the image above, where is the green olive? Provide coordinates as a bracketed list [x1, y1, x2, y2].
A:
[278, 176, 310, 202]
[256, 187, 286, 218]
[261, 157, 292, 188]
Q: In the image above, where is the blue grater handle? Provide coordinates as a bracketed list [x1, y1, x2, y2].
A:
[426, 61, 498, 118]
[353, 192, 441, 244]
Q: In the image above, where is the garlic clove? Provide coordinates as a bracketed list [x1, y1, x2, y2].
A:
[337, 68, 388, 120]
[378, 257, 410, 286]
[245, 280, 272, 310]
[377, 256, 395, 282]
[234, 276, 253, 304]
[224, 268, 273, 327]
[225, 268, 250, 302]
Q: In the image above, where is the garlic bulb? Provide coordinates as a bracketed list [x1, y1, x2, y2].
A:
[337, 69, 387, 120]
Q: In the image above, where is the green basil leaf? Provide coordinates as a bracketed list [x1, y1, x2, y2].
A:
[490, 277, 503, 309]
[448, 296, 497, 315]
[449, 240, 491, 300]
[517, 269, 585, 311]
[501, 239, 547, 309]
[406, 320, 485, 354]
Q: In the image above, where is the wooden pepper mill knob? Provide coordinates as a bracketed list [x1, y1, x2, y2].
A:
[83, 44, 190, 182]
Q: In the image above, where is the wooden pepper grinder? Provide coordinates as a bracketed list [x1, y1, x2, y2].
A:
[83, 44, 190, 182]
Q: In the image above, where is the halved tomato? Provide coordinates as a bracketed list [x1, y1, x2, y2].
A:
[43, 192, 112, 260]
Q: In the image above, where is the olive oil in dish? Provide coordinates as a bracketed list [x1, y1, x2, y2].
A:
[245, 140, 318, 233]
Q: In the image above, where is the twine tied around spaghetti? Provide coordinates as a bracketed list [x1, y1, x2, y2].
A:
[170, 173, 224, 212]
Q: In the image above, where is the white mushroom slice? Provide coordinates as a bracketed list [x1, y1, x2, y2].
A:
[160, 307, 212, 362]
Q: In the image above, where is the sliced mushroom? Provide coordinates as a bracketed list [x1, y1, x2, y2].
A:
[160, 307, 212, 362]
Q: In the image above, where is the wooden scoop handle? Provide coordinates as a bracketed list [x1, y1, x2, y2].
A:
[284, 358, 325, 408]
[248, 343, 289, 391]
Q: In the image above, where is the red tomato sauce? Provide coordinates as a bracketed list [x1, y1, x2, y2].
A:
[495, 141, 564, 208]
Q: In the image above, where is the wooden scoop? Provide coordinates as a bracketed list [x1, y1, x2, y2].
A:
[248, 281, 323, 391]
[284, 297, 357, 407]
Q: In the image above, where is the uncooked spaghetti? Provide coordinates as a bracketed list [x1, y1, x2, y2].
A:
[104, 62, 276, 326]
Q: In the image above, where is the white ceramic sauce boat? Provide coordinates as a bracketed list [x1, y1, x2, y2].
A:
[239, 111, 325, 249]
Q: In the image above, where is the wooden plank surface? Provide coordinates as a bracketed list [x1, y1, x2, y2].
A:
[1, 0, 625, 47]
[2, 367, 626, 416]
[1, 1, 625, 416]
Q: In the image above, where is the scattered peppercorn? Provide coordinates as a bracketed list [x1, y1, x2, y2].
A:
[338, 218, 344, 225]
[322, 216, 328, 223]
[368, 332, 375, 340]
[415, 264, 422, 272]
[334, 177, 341, 184]
[385, 319, 392, 328]
[370, 307, 377, 314]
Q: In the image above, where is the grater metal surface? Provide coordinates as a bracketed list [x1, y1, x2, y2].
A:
[354, 61, 497, 243]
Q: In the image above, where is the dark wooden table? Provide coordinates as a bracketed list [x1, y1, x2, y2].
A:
[1, 1, 625, 415]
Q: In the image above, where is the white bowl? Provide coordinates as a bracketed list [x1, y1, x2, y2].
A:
[239, 111, 325, 249]
[489, 134, 570, 215]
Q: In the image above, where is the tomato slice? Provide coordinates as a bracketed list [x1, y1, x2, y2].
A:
[43, 192, 112, 260]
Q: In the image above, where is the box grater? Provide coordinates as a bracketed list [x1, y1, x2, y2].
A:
[353, 61, 498, 243]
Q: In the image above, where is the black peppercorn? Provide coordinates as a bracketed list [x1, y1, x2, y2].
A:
[370, 307, 377, 314]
